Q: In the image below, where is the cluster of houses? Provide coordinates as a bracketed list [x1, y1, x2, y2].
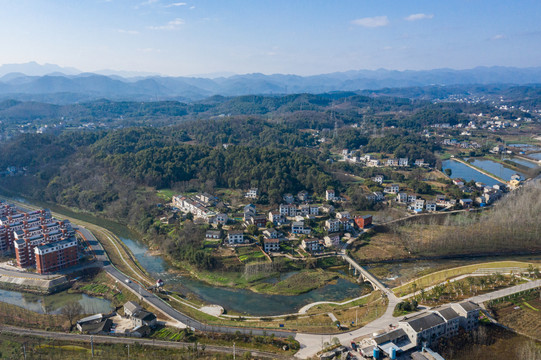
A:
[452, 178, 507, 206]
[341, 151, 431, 168]
[359, 301, 481, 359]
[192, 190, 375, 255]
[442, 138, 482, 149]
[77, 301, 157, 338]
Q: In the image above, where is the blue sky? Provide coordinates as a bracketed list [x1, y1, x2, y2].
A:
[0, 0, 539, 76]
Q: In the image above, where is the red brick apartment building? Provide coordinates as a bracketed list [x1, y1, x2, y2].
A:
[35, 238, 78, 274]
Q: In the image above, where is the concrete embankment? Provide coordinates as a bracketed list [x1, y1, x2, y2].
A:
[0, 273, 70, 294]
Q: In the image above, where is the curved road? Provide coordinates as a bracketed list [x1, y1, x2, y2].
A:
[78, 227, 295, 338]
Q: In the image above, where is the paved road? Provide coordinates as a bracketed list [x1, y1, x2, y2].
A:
[79, 225, 296, 338]
[0, 325, 286, 359]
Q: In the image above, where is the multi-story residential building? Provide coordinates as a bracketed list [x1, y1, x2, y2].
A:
[325, 219, 340, 233]
[372, 175, 384, 184]
[414, 199, 425, 211]
[291, 221, 310, 235]
[268, 211, 285, 225]
[386, 159, 399, 167]
[325, 189, 336, 201]
[245, 188, 258, 199]
[399, 312, 447, 347]
[399, 158, 409, 167]
[249, 215, 267, 228]
[214, 213, 228, 226]
[263, 238, 280, 253]
[263, 228, 279, 239]
[279, 204, 297, 217]
[408, 194, 417, 203]
[243, 204, 256, 220]
[354, 215, 372, 229]
[451, 301, 481, 331]
[35, 237, 78, 274]
[227, 230, 245, 245]
[205, 230, 221, 240]
[425, 201, 437, 212]
[398, 302, 480, 347]
[396, 192, 408, 203]
[335, 211, 351, 220]
[302, 238, 322, 253]
[384, 184, 400, 194]
[172, 195, 215, 221]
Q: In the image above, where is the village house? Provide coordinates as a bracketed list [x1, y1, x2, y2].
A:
[245, 188, 258, 199]
[372, 175, 384, 184]
[384, 184, 400, 194]
[335, 211, 351, 220]
[367, 159, 381, 167]
[227, 230, 245, 245]
[283, 193, 294, 204]
[386, 158, 399, 167]
[413, 199, 425, 211]
[324, 234, 340, 248]
[263, 228, 279, 239]
[325, 219, 340, 233]
[319, 204, 335, 214]
[205, 230, 221, 240]
[459, 198, 473, 208]
[425, 201, 437, 212]
[263, 238, 280, 253]
[302, 238, 323, 253]
[243, 204, 256, 220]
[354, 215, 372, 229]
[291, 221, 310, 235]
[279, 203, 297, 217]
[325, 189, 336, 201]
[297, 190, 310, 202]
[249, 215, 267, 228]
[452, 178, 465, 186]
[396, 192, 408, 203]
[408, 194, 417, 203]
[399, 158, 409, 167]
[213, 213, 228, 226]
[268, 211, 285, 225]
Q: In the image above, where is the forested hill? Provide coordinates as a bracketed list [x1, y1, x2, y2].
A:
[0, 89, 527, 133]
[0, 128, 335, 225]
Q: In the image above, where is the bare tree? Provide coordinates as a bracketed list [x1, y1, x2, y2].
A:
[61, 301, 84, 330]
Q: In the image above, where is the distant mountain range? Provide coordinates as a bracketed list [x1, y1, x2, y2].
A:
[1, 62, 541, 103]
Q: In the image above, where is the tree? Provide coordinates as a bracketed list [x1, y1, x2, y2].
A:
[61, 301, 83, 330]
[444, 168, 452, 177]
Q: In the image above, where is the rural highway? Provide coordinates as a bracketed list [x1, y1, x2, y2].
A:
[0, 324, 286, 359]
[77, 226, 296, 338]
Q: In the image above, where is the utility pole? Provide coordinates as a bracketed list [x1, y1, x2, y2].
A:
[356, 309, 358, 326]
[91, 335, 94, 357]
[233, 342, 236, 360]
[22, 344, 26, 360]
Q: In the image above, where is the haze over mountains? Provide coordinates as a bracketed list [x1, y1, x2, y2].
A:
[1, 62, 541, 104]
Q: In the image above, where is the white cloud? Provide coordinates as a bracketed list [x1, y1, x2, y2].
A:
[118, 29, 139, 35]
[148, 18, 184, 30]
[166, 2, 187, 7]
[351, 16, 389, 28]
[404, 13, 434, 21]
[491, 34, 506, 40]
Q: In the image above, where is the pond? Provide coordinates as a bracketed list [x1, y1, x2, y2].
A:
[507, 157, 539, 169]
[441, 159, 502, 186]
[0, 288, 113, 315]
[528, 152, 541, 161]
[119, 236, 365, 316]
[465, 158, 526, 181]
